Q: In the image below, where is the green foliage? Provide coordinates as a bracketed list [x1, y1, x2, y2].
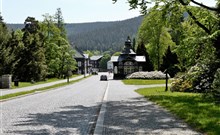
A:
[13, 17, 47, 82]
[138, 8, 175, 70]
[99, 53, 111, 70]
[160, 46, 180, 77]
[0, 15, 13, 75]
[112, 52, 121, 56]
[68, 16, 143, 52]
[171, 59, 219, 93]
[136, 42, 154, 71]
[212, 68, 220, 101]
[122, 79, 170, 85]
[41, 12, 76, 78]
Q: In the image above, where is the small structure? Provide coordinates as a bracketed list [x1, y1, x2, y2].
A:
[107, 61, 113, 71]
[0, 75, 12, 89]
[73, 47, 90, 74]
[110, 37, 146, 79]
[90, 55, 103, 72]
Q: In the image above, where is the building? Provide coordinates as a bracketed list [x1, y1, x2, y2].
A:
[73, 47, 90, 74]
[110, 37, 146, 79]
[90, 55, 103, 72]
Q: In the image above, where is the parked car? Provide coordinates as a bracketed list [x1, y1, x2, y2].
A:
[100, 75, 108, 81]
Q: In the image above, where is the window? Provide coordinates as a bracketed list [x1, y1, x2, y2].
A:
[124, 61, 134, 74]
[78, 61, 81, 67]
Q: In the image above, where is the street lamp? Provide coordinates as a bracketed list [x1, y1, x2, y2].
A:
[84, 57, 86, 78]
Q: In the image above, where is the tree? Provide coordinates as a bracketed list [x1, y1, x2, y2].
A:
[160, 46, 179, 77]
[113, 0, 220, 59]
[136, 41, 154, 71]
[41, 12, 76, 78]
[14, 17, 47, 82]
[0, 15, 12, 75]
[99, 54, 111, 70]
[138, 7, 175, 70]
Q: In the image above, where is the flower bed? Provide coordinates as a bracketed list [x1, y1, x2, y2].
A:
[126, 71, 170, 79]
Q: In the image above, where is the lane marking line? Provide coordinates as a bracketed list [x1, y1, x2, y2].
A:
[94, 81, 109, 135]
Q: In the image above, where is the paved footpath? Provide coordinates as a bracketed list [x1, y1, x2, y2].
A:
[0, 75, 87, 96]
[96, 77, 202, 135]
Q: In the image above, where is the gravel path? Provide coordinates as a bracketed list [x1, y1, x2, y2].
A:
[101, 79, 202, 135]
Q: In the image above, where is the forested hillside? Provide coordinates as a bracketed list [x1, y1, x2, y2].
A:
[67, 16, 143, 52]
[7, 16, 143, 52]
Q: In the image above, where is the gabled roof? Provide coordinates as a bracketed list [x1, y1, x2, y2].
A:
[73, 47, 89, 59]
[83, 54, 89, 59]
[73, 47, 84, 58]
[110, 56, 146, 62]
[90, 55, 103, 61]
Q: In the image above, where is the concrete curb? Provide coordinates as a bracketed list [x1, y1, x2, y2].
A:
[94, 81, 109, 135]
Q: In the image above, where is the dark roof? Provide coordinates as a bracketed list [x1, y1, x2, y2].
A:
[73, 47, 89, 59]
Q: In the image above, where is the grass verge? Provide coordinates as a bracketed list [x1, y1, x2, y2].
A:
[11, 75, 80, 88]
[136, 87, 220, 135]
[0, 75, 91, 101]
[122, 79, 171, 85]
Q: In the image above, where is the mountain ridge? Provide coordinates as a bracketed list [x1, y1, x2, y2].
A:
[7, 15, 143, 52]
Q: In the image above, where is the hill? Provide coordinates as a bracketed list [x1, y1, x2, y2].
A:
[7, 16, 143, 52]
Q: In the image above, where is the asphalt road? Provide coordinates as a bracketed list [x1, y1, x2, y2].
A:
[1, 74, 107, 135]
[1, 73, 200, 135]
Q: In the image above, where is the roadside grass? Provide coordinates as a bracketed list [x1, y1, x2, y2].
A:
[0, 75, 90, 101]
[136, 87, 220, 135]
[122, 79, 171, 85]
[11, 74, 80, 88]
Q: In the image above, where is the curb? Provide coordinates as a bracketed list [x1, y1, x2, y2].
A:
[94, 81, 109, 134]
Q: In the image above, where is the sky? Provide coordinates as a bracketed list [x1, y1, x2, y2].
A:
[0, 0, 217, 24]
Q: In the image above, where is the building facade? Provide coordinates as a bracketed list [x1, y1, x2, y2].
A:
[111, 37, 146, 79]
[73, 47, 90, 74]
[90, 55, 103, 72]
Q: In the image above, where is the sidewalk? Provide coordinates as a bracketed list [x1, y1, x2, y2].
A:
[98, 79, 201, 135]
[0, 75, 88, 96]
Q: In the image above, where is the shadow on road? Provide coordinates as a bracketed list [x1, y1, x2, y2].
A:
[10, 105, 101, 135]
[103, 97, 199, 134]
[8, 97, 199, 135]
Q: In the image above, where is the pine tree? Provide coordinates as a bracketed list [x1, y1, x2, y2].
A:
[136, 42, 154, 71]
[160, 46, 179, 77]
[0, 15, 12, 75]
[14, 17, 47, 82]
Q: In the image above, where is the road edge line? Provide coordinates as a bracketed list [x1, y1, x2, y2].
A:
[93, 81, 109, 135]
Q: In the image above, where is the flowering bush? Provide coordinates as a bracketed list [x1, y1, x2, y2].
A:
[212, 68, 220, 101]
[126, 71, 170, 79]
[171, 61, 218, 93]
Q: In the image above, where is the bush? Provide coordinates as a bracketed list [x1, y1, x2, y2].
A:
[171, 60, 219, 93]
[126, 71, 170, 79]
[212, 68, 220, 101]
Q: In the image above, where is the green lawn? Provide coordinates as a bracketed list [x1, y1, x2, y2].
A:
[11, 74, 80, 88]
[122, 79, 171, 85]
[136, 87, 220, 135]
[0, 75, 91, 101]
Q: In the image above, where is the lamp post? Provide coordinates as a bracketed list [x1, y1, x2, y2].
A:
[67, 61, 70, 83]
[84, 57, 86, 78]
[164, 69, 168, 92]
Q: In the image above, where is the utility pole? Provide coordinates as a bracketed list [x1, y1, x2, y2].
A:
[84, 57, 86, 78]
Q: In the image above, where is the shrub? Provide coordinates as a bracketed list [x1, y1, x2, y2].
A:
[126, 71, 170, 79]
[212, 68, 220, 101]
[171, 60, 219, 93]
